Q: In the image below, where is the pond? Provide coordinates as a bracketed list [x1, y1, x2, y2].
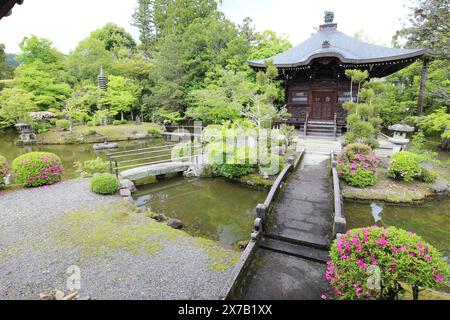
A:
[133, 177, 267, 247]
[0, 130, 166, 179]
[345, 198, 450, 261]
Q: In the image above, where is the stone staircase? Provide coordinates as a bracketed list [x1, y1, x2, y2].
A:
[300, 121, 343, 139]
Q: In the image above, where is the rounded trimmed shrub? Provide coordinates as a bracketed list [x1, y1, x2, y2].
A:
[12, 152, 64, 187]
[326, 226, 449, 300]
[338, 143, 373, 163]
[388, 151, 422, 182]
[55, 119, 70, 130]
[0, 155, 9, 188]
[113, 120, 128, 126]
[90, 173, 120, 195]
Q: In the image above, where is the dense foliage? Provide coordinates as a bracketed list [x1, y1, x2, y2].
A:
[327, 226, 449, 300]
[12, 152, 64, 187]
[90, 173, 120, 195]
[337, 144, 379, 188]
[0, 154, 9, 188]
[388, 151, 422, 182]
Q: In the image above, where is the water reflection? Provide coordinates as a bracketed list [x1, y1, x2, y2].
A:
[133, 177, 267, 246]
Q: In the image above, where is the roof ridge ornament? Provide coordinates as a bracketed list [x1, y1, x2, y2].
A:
[324, 10, 334, 23]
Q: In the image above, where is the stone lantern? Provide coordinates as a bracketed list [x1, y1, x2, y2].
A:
[15, 122, 36, 145]
[388, 121, 415, 155]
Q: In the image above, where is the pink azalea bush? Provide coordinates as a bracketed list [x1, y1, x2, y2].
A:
[337, 143, 380, 188]
[326, 226, 449, 300]
[0, 155, 9, 189]
[12, 152, 64, 187]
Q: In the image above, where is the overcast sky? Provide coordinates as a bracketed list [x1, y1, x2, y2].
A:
[0, 0, 412, 54]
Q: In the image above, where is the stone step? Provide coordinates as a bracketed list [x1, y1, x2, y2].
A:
[260, 238, 329, 264]
[265, 233, 330, 251]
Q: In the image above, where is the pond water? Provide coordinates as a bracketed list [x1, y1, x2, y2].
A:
[345, 199, 450, 260]
[133, 177, 267, 246]
[0, 130, 166, 179]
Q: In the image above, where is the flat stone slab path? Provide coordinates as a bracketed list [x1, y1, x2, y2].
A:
[238, 154, 332, 300]
[120, 162, 189, 181]
[269, 154, 332, 248]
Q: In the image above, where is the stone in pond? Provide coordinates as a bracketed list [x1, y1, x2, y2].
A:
[167, 218, 183, 229]
[93, 142, 119, 150]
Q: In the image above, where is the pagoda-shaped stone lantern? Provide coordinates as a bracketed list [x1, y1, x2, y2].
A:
[388, 121, 415, 154]
[15, 122, 36, 145]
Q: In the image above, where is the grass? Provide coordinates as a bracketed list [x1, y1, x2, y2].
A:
[51, 201, 240, 271]
[36, 122, 164, 145]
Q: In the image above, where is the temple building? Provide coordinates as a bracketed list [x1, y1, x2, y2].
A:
[248, 13, 428, 137]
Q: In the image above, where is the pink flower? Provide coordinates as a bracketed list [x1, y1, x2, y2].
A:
[435, 274, 444, 283]
[321, 294, 327, 300]
[425, 254, 431, 262]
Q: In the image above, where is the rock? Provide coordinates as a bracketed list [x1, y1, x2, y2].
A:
[237, 240, 249, 250]
[433, 179, 449, 195]
[120, 189, 132, 197]
[93, 142, 119, 150]
[134, 133, 148, 140]
[120, 179, 137, 193]
[146, 212, 168, 222]
[123, 196, 134, 203]
[167, 218, 183, 229]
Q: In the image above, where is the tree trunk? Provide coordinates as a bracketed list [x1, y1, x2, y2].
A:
[131, 111, 134, 122]
[357, 82, 361, 104]
[412, 285, 420, 300]
[350, 80, 353, 102]
[121, 112, 124, 121]
[417, 58, 430, 116]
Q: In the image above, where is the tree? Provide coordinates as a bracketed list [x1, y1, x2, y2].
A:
[16, 35, 65, 66]
[66, 37, 114, 83]
[13, 61, 72, 111]
[101, 75, 139, 120]
[186, 68, 255, 123]
[0, 44, 14, 81]
[144, 33, 186, 116]
[90, 23, 137, 58]
[345, 69, 369, 104]
[243, 60, 285, 128]
[393, 0, 450, 115]
[132, 0, 219, 52]
[248, 30, 292, 61]
[0, 87, 37, 128]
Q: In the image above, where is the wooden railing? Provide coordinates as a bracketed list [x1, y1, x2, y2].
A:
[108, 143, 202, 178]
[303, 112, 309, 138]
[330, 151, 347, 238]
[333, 113, 338, 141]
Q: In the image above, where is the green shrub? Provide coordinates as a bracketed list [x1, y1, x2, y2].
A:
[279, 124, 296, 144]
[90, 173, 120, 195]
[326, 226, 449, 300]
[338, 143, 373, 163]
[74, 157, 110, 177]
[0, 155, 9, 189]
[388, 151, 422, 182]
[55, 119, 70, 130]
[148, 127, 163, 138]
[420, 168, 438, 183]
[212, 163, 256, 179]
[87, 120, 101, 127]
[112, 120, 128, 126]
[12, 152, 64, 187]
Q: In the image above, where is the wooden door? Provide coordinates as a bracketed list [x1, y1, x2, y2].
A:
[311, 91, 336, 121]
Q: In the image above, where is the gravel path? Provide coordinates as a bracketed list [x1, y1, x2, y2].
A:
[0, 179, 236, 300]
